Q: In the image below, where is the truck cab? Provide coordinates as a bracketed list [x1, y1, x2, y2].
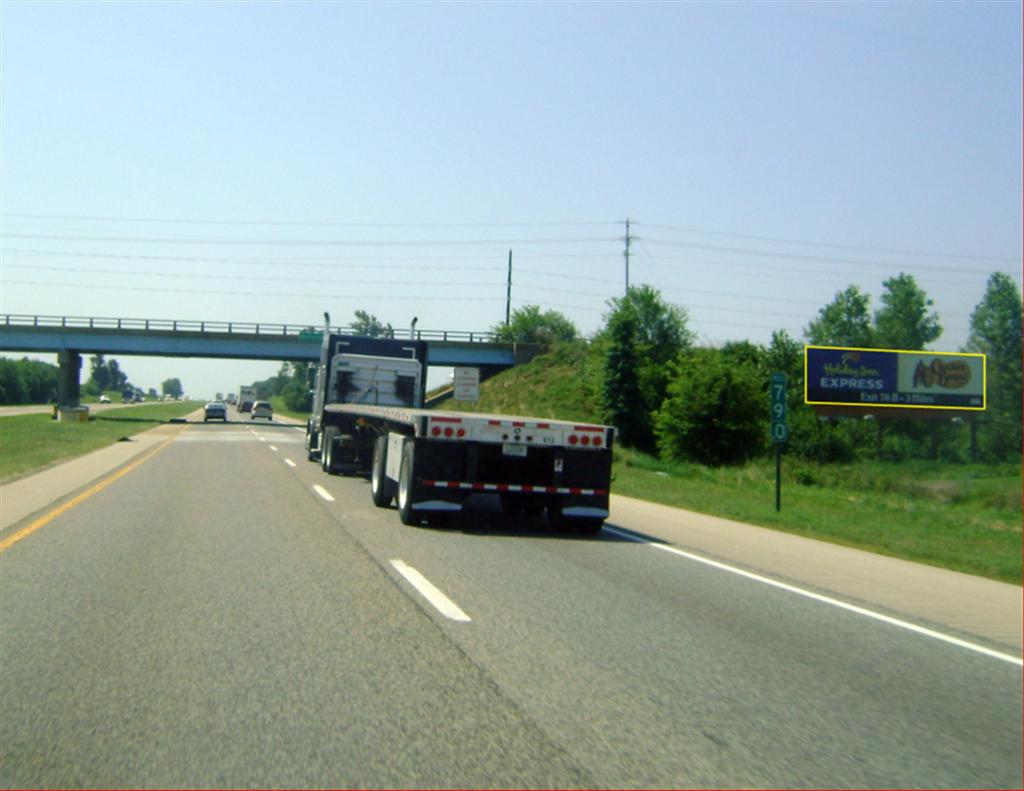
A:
[306, 335, 428, 466]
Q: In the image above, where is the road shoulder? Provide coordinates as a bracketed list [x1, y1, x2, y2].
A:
[610, 493, 1022, 655]
[0, 421, 188, 532]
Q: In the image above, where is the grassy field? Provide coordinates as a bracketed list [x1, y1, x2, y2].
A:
[269, 396, 310, 423]
[611, 448, 1021, 585]
[0, 401, 199, 483]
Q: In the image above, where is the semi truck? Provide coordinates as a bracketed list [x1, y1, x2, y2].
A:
[305, 330, 614, 533]
[238, 385, 257, 413]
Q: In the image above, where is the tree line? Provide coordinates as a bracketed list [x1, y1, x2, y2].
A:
[494, 272, 1022, 465]
[0, 353, 185, 404]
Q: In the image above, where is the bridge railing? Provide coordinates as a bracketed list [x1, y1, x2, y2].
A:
[1, 314, 502, 344]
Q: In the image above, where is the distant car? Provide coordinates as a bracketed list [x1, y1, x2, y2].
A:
[250, 400, 273, 421]
[204, 401, 227, 422]
[98, 394, 110, 404]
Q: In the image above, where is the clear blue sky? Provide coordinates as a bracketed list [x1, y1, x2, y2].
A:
[2, 1, 1020, 399]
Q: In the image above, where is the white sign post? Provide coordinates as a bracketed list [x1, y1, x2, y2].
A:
[453, 367, 480, 402]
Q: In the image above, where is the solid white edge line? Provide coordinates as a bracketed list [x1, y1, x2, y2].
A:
[390, 559, 472, 622]
[284, 458, 297, 468]
[604, 526, 1023, 667]
[312, 484, 335, 502]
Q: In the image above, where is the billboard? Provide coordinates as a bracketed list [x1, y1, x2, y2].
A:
[804, 346, 985, 411]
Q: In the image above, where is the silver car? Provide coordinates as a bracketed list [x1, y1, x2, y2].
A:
[250, 400, 273, 421]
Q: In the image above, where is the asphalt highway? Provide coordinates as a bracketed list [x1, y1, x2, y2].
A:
[1, 414, 1020, 788]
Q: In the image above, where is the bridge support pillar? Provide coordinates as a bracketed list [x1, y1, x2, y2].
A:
[57, 350, 82, 408]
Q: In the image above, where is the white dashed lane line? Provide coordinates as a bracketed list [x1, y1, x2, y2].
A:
[312, 484, 335, 502]
[284, 459, 297, 468]
[390, 559, 472, 623]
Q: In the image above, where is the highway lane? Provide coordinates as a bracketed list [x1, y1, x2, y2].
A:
[1, 419, 1021, 788]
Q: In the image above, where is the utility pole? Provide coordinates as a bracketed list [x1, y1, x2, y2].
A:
[623, 218, 632, 295]
[505, 249, 512, 326]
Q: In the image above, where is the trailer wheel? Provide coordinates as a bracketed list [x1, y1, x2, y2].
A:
[321, 427, 338, 474]
[305, 424, 319, 462]
[370, 435, 396, 507]
[396, 442, 420, 526]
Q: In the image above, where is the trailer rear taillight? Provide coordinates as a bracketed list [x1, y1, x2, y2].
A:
[429, 417, 466, 440]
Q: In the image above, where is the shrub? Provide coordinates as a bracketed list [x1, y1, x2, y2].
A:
[656, 349, 765, 466]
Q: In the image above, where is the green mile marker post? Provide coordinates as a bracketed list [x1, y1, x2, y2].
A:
[770, 372, 788, 512]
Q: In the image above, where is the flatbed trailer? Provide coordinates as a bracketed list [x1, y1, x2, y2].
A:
[304, 331, 614, 533]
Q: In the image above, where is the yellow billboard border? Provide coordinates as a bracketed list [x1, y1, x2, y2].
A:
[803, 345, 987, 412]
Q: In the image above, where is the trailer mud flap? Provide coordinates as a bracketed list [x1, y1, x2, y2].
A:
[386, 432, 405, 482]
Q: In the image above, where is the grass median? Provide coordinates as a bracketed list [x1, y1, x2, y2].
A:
[0, 402, 200, 483]
[613, 448, 1022, 585]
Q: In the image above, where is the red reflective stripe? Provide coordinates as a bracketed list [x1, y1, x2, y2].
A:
[574, 425, 603, 432]
[488, 420, 502, 425]
[422, 480, 608, 496]
[431, 417, 462, 423]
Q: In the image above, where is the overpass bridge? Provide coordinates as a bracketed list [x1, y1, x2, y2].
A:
[0, 314, 540, 407]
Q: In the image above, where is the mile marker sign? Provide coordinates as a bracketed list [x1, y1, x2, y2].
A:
[770, 373, 788, 444]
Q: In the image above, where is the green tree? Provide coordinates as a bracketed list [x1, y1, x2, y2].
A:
[492, 305, 578, 347]
[598, 286, 694, 452]
[161, 378, 184, 398]
[604, 285, 695, 354]
[0, 359, 27, 404]
[107, 360, 128, 390]
[763, 329, 802, 382]
[351, 310, 394, 338]
[89, 354, 111, 392]
[874, 273, 942, 350]
[965, 272, 1023, 460]
[656, 348, 765, 466]
[805, 285, 876, 347]
[600, 305, 647, 449]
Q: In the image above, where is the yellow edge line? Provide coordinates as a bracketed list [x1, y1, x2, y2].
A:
[0, 427, 186, 554]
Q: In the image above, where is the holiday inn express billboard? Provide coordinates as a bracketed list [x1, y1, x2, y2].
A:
[804, 346, 986, 411]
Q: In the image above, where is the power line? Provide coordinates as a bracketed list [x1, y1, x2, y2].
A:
[3, 232, 619, 247]
[2, 263, 504, 289]
[2, 213, 620, 229]
[1, 279, 505, 302]
[641, 237, 1013, 275]
[1, 247, 507, 271]
[2, 245, 622, 267]
[635, 221, 1020, 263]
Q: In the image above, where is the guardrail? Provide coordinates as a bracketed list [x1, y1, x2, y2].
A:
[1, 314, 501, 344]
